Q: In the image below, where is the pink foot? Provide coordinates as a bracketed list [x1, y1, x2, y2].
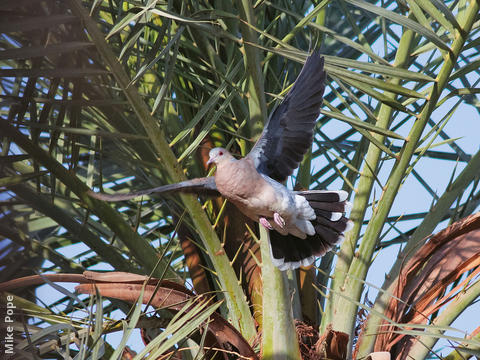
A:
[259, 217, 273, 230]
[273, 213, 286, 228]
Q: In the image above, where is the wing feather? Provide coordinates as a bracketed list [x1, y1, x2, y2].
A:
[88, 177, 219, 202]
[247, 51, 326, 182]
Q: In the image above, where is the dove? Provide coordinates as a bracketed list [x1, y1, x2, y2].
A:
[90, 50, 352, 270]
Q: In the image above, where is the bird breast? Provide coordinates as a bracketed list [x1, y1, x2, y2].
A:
[214, 158, 290, 217]
[215, 159, 264, 198]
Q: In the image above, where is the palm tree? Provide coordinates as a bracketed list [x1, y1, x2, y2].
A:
[1, 0, 479, 359]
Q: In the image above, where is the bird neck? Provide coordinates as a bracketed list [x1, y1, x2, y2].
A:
[216, 157, 236, 168]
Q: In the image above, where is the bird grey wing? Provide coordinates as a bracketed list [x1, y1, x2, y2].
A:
[247, 51, 326, 183]
[88, 176, 220, 202]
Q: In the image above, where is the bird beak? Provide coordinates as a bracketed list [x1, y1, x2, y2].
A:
[206, 157, 214, 165]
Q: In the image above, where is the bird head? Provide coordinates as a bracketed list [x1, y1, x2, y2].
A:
[207, 147, 231, 165]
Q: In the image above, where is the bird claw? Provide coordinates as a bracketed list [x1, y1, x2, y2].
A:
[274, 213, 286, 228]
[259, 217, 273, 230]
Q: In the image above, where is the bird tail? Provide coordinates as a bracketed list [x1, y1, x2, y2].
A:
[269, 190, 352, 271]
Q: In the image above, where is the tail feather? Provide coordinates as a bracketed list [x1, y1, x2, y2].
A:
[269, 190, 352, 270]
[296, 189, 348, 202]
[314, 208, 343, 221]
[309, 200, 348, 213]
[313, 224, 343, 249]
[294, 194, 316, 220]
[270, 235, 317, 270]
[315, 215, 353, 233]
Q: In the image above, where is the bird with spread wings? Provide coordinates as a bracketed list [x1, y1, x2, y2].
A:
[90, 51, 352, 270]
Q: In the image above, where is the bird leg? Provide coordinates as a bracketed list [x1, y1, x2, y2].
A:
[259, 217, 273, 230]
[273, 213, 286, 228]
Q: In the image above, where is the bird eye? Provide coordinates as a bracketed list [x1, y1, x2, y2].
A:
[219, 151, 223, 156]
